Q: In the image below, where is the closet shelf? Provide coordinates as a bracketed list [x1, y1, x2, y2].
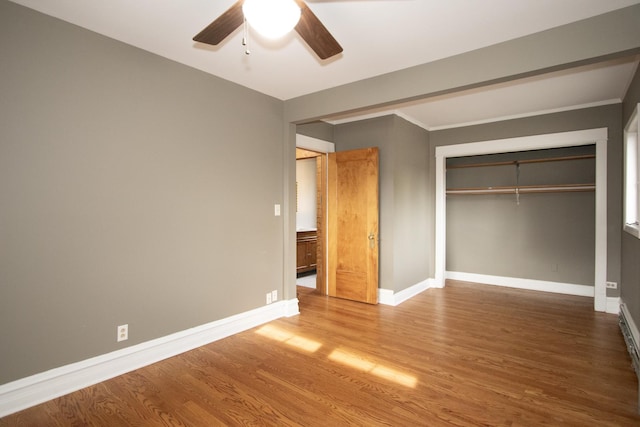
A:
[446, 154, 595, 170]
[446, 183, 595, 196]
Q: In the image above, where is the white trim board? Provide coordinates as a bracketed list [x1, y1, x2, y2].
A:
[0, 299, 299, 418]
[621, 302, 640, 349]
[378, 278, 437, 306]
[296, 134, 335, 153]
[446, 272, 621, 314]
[435, 128, 608, 312]
[607, 297, 620, 315]
[446, 271, 594, 296]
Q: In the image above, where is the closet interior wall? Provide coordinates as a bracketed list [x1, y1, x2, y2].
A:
[446, 145, 596, 287]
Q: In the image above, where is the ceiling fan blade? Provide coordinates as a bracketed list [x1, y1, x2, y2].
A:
[193, 0, 245, 45]
[294, 0, 343, 60]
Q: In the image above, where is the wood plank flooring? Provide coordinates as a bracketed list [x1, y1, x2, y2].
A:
[2, 280, 639, 426]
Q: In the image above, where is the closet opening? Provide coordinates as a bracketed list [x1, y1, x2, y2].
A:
[435, 128, 608, 312]
[446, 146, 596, 295]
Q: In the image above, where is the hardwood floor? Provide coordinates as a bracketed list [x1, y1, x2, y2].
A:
[2, 281, 639, 426]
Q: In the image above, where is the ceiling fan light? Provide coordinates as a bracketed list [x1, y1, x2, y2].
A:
[242, 0, 301, 39]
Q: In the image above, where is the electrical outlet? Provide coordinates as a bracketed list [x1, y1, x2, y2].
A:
[266, 292, 272, 305]
[271, 290, 278, 302]
[606, 281, 618, 289]
[117, 324, 128, 342]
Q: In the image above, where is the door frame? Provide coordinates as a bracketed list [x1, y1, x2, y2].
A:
[434, 128, 608, 312]
[296, 135, 335, 295]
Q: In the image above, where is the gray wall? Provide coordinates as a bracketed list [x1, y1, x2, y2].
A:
[446, 148, 596, 285]
[392, 118, 433, 288]
[431, 104, 623, 297]
[296, 121, 334, 142]
[621, 65, 640, 327]
[334, 115, 430, 292]
[0, 1, 284, 384]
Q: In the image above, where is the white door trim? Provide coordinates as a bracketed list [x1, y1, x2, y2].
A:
[296, 134, 335, 153]
[435, 128, 608, 311]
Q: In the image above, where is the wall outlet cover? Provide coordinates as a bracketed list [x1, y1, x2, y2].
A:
[117, 324, 129, 342]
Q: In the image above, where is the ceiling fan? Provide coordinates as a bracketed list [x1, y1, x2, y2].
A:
[193, 0, 343, 60]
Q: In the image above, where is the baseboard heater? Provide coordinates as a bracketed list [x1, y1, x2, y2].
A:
[619, 303, 640, 413]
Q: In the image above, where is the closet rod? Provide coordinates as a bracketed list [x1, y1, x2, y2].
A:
[447, 154, 595, 170]
[446, 183, 595, 195]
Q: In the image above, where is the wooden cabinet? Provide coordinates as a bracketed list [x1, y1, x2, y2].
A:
[296, 231, 317, 274]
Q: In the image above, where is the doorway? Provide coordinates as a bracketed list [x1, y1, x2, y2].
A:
[295, 135, 381, 304]
[295, 147, 326, 295]
[295, 134, 335, 295]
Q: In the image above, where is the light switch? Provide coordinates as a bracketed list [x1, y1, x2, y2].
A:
[274, 204, 281, 216]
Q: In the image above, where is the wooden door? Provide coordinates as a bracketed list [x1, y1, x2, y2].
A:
[328, 147, 379, 304]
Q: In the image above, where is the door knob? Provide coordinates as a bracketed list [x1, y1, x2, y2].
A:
[368, 233, 375, 249]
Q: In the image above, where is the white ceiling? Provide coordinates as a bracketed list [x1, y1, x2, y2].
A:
[9, 0, 640, 129]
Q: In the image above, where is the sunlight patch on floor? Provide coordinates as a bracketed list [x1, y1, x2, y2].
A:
[255, 324, 322, 353]
[328, 348, 418, 388]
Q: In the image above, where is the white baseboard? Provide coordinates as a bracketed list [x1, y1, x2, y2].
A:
[0, 298, 299, 418]
[379, 278, 435, 306]
[445, 271, 595, 297]
[621, 301, 640, 348]
[378, 288, 395, 305]
[283, 298, 300, 317]
[606, 297, 620, 314]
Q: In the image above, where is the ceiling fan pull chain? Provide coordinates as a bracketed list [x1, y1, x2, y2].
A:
[242, 18, 251, 55]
